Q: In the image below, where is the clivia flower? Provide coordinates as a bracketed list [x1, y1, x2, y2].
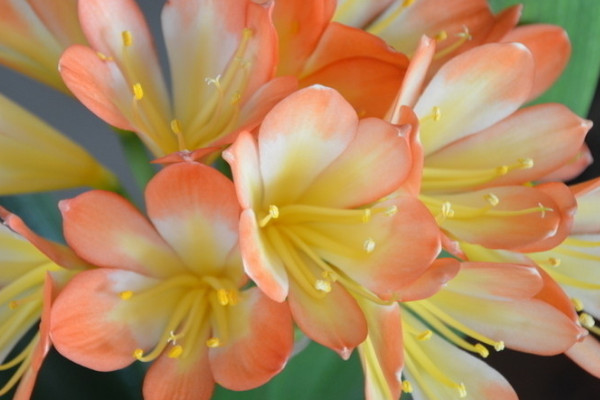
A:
[0, 0, 86, 93]
[224, 85, 441, 360]
[49, 162, 294, 400]
[59, 0, 295, 157]
[0, 93, 117, 195]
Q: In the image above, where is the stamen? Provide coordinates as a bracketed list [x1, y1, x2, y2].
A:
[121, 30, 133, 47]
[417, 330, 433, 341]
[434, 31, 448, 41]
[167, 345, 183, 358]
[120, 290, 133, 300]
[273, 204, 372, 225]
[421, 106, 442, 122]
[314, 279, 332, 293]
[571, 298, 584, 312]
[216, 289, 230, 306]
[548, 257, 561, 267]
[96, 51, 113, 61]
[132, 83, 144, 100]
[363, 238, 376, 254]
[206, 337, 221, 348]
[434, 25, 472, 60]
[402, 380, 413, 393]
[259, 205, 280, 227]
[579, 313, 595, 329]
[484, 193, 499, 207]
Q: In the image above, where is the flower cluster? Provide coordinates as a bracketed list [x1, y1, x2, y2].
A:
[0, 0, 598, 399]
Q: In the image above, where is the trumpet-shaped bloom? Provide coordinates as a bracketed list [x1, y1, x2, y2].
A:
[224, 85, 441, 358]
[50, 162, 294, 400]
[60, 0, 295, 157]
[0, 206, 87, 399]
[390, 39, 587, 252]
[0, 93, 117, 195]
[272, 0, 410, 118]
[0, 0, 85, 93]
[334, 0, 571, 100]
[401, 261, 585, 400]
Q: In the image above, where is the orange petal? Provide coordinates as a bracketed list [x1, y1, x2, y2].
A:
[288, 281, 367, 358]
[273, 0, 336, 75]
[298, 117, 413, 208]
[239, 209, 289, 302]
[538, 143, 593, 183]
[60, 190, 186, 278]
[394, 258, 460, 302]
[313, 196, 440, 300]
[565, 336, 600, 378]
[257, 85, 358, 205]
[145, 163, 242, 279]
[50, 269, 167, 371]
[502, 24, 571, 100]
[571, 177, 600, 234]
[437, 185, 565, 250]
[59, 45, 133, 131]
[143, 342, 214, 400]
[357, 300, 403, 400]
[415, 43, 534, 155]
[209, 288, 293, 390]
[425, 104, 591, 188]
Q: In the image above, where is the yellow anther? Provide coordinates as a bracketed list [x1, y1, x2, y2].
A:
[96, 51, 113, 61]
[242, 27, 253, 40]
[322, 270, 339, 282]
[579, 313, 595, 329]
[120, 291, 134, 300]
[315, 279, 332, 293]
[384, 205, 398, 216]
[474, 343, 489, 358]
[122, 30, 133, 47]
[441, 202, 454, 218]
[548, 257, 561, 267]
[457, 383, 467, 398]
[363, 238, 376, 254]
[230, 92, 242, 105]
[571, 298, 584, 312]
[133, 349, 144, 360]
[259, 205, 280, 227]
[494, 341, 505, 351]
[133, 83, 144, 100]
[227, 290, 239, 306]
[495, 165, 509, 175]
[432, 106, 442, 121]
[217, 289, 230, 306]
[402, 380, 413, 393]
[484, 193, 500, 207]
[8, 301, 19, 310]
[167, 345, 183, 359]
[435, 30, 448, 41]
[170, 119, 182, 134]
[519, 158, 534, 169]
[361, 208, 372, 223]
[417, 330, 433, 341]
[206, 337, 221, 348]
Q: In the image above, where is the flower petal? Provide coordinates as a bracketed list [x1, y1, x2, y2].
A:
[395, 258, 460, 302]
[298, 117, 413, 208]
[502, 24, 571, 100]
[209, 288, 293, 390]
[145, 163, 242, 279]
[50, 269, 169, 371]
[425, 104, 591, 188]
[257, 85, 358, 205]
[415, 43, 534, 155]
[565, 336, 600, 378]
[288, 281, 367, 358]
[60, 190, 186, 278]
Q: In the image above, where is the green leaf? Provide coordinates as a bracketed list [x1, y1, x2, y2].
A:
[489, 0, 600, 116]
[213, 341, 364, 400]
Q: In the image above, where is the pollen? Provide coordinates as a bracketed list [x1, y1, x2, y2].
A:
[484, 193, 500, 206]
[434, 30, 448, 41]
[363, 238, 376, 254]
[579, 313, 595, 329]
[216, 289, 230, 306]
[167, 345, 183, 359]
[417, 330, 433, 341]
[402, 380, 413, 393]
[206, 337, 221, 348]
[315, 279, 332, 293]
[119, 290, 134, 300]
[8, 300, 19, 310]
[121, 30, 133, 47]
[96, 51, 113, 61]
[518, 158, 534, 169]
[571, 298, 584, 312]
[133, 348, 144, 360]
[132, 83, 144, 100]
[494, 341, 505, 351]
[548, 257, 561, 267]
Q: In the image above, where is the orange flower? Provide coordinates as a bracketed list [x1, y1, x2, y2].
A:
[50, 162, 293, 400]
[59, 0, 295, 157]
[334, 0, 571, 100]
[0, 0, 85, 92]
[224, 85, 441, 361]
